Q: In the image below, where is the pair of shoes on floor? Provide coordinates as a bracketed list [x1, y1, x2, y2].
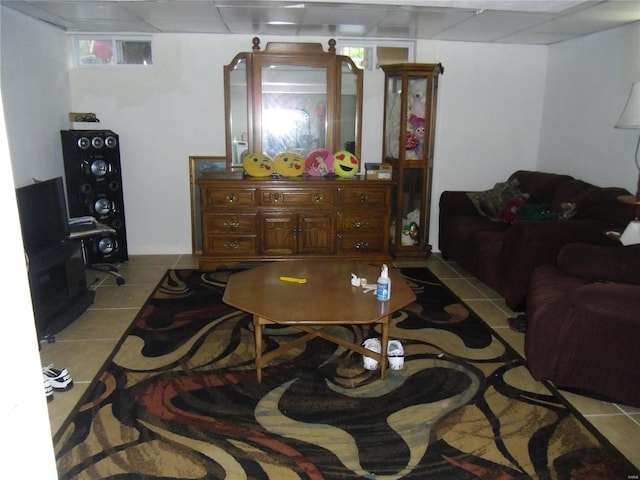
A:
[362, 338, 405, 371]
[43, 364, 73, 401]
[508, 314, 527, 333]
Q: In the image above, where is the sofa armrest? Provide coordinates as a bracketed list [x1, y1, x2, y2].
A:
[557, 243, 640, 285]
[497, 219, 614, 309]
[438, 190, 482, 256]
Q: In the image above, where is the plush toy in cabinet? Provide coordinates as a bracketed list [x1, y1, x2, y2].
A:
[407, 78, 427, 119]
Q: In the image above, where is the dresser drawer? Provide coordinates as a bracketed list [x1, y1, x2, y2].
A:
[202, 187, 257, 209]
[205, 236, 258, 255]
[337, 234, 386, 254]
[338, 187, 389, 207]
[205, 214, 256, 234]
[337, 212, 386, 233]
[260, 188, 334, 206]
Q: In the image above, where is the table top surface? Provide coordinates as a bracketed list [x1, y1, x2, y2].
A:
[223, 260, 416, 324]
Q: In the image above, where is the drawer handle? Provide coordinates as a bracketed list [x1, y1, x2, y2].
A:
[354, 241, 369, 250]
[223, 219, 240, 229]
[226, 193, 238, 204]
[358, 193, 369, 203]
[353, 219, 369, 228]
[312, 193, 324, 203]
[224, 241, 240, 250]
[271, 192, 282, 202]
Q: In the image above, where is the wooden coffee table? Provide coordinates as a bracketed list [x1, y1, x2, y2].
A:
[223, 260, 416, 382]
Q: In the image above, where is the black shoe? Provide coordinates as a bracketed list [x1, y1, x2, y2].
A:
[508, 314, 527, 333]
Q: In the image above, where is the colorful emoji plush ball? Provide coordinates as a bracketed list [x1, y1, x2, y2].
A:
[243, 152, 273, 177]
[333, 150, 359, 177]
[273, 152, 305, 177]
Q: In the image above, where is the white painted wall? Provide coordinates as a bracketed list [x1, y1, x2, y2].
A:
[0, 8, 59, 479]
[1, 7, 71, 188]
[539, 22, 640, 194]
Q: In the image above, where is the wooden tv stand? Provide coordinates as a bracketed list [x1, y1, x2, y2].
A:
[197, 173, 393, 270]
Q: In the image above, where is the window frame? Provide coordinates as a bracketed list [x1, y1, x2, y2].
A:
[71, 35, 153, 67]
[337, 39, 415, 71]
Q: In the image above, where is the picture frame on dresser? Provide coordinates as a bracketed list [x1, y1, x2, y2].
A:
[189, 156, 227, 255]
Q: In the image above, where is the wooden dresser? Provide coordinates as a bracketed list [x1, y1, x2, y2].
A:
[197, 173, 393, 269]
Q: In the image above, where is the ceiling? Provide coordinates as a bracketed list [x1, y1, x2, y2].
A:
[2, 0, 639, 45]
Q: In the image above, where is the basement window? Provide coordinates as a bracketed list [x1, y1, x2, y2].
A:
[73, 36, 153, 66]
[338, 40, 414, 71]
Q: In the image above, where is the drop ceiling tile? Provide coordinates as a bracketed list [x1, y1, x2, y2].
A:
[65, 19, 158, 33]
[433, 10, 556, 42]
[1, 1, 78, 29]
[528, 0, 640, 35]
[224, 22, 299, 36]
[413, 9, 478, 37]
[217, 4, 304, 24]
[498, 31, 580, 44]
[25, 1, 138, 21]
[301, 4, 389, 25]
[122, 1, 224, 23]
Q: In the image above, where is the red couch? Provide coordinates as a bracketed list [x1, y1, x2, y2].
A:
[438, 170, 634, 310]
[525, 243, 640, 407]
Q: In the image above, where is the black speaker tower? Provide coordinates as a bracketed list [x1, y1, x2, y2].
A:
[61, 129, 129, 264]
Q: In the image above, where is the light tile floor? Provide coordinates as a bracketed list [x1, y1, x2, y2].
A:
[40, 253, 640, 470]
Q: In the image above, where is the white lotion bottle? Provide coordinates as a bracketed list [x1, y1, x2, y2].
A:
[376, 264, 391, 301]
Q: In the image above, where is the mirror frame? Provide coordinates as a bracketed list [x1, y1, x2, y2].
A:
[224, 38, 363, 169]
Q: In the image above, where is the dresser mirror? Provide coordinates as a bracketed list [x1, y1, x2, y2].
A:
[224, 38, 363, 168]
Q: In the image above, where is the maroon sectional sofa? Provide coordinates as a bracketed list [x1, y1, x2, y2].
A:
[438, 170, 635, 310]
[525, 243, 640, 407]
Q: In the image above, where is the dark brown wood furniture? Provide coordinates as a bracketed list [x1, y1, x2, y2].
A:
[197, 172, 393, 269]
[224, 37, 362, 167]
[222, 260, 416, 382]
[381, 63, 443, 257]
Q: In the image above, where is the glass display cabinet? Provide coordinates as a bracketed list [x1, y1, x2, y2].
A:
[224, 37, 363, 167]
[381, 63, 443, 257]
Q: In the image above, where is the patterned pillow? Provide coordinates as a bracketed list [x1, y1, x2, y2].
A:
[466, 179, 528, 221]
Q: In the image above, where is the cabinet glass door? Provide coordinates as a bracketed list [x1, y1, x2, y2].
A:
[405, 75, 430, 162]
[391, 168, 425, 247]
[385, 74, 402, 159]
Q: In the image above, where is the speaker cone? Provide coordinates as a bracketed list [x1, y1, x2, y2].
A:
[90, 159, 109, 177]
[105, 136, 117, 148]
[77, 137, 90, 150]
[91, 137, 104, 149]
[94, 198, 114, 215]
[97, 237, 115, 254]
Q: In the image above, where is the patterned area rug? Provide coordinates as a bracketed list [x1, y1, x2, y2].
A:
[54, 267, 637, 479]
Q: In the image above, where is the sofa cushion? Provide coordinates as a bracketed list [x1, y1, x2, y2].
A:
[550, 179, 592, 211]
[574, 187, 634, 226]
[508, 171, 573, 204]
[557, 243, 640, 285]
[466, 179, 528, 221]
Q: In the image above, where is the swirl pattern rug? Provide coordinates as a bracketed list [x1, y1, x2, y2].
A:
[54, 268, 636, 479]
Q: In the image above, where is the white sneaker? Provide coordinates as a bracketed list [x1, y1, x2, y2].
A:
[387, 340, 404, 370]
[42, 364, 73, 391]
[362, 338, 382, 370]
[43, 377, 54, 402]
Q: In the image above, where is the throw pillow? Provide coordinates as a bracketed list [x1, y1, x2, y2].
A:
[466, 179, 528, 221]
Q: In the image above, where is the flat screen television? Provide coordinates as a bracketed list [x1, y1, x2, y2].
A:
[16, 177, 70, 256]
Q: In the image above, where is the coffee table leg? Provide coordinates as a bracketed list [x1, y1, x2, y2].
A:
[380, 315, 390, 379]
[254, 315, 263, 383]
